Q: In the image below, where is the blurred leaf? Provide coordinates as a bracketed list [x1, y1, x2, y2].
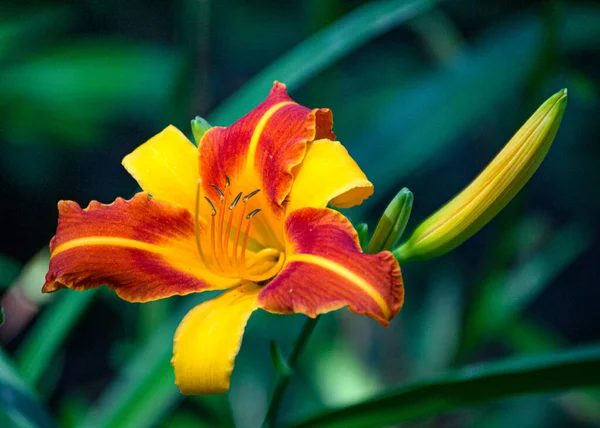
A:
[310, 338, 383, 408]
[162, 409, 213, 428]
[502, 319, 600, 425]
[350, 14, 542, 200]
[0, 306, 4, 327]
[15, 289, 97, 387]
[0, 6, 72, 60]
[0, 348, 55, 428]
[561, 4, 600, 52]
[410, 270, 462, 376]
[463, 222, 593, 350]
[409, 8, 464, 63]
[0, 254, 20, 289]
[11, 249, 51, 304]
[58, 395, 89, 428]
[0, 41, 183, 145]
[137, 299, 171, 343]
[84, 299, 228, 428]
[289, 344, 600, 428]
[209, 0, 437, 125]
[351, 4, 600, 204]
[79, 307, 184, 428]
[502, 319, 564, 355]
[270, 341, 292, 377]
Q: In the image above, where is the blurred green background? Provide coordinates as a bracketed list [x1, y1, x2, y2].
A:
[1, 0, 599, 427]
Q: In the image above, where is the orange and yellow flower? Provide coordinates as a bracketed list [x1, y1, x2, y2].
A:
[42, 82, 404, 394]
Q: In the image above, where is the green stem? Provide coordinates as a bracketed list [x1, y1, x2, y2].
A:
[262, 316, 320, 428]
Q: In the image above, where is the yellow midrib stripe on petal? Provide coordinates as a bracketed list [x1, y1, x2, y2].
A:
[50, 237, 248, 287]
[286, 253, 390, 318]
[245, 101, 295, 172]
[51, 237, 172, 259]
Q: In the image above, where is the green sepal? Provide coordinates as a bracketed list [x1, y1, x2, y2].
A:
[191, 116, 212, 146]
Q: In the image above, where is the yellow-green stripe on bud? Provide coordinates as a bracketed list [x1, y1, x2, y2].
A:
[367, 188, 413, 254]
[191, 116, 212, 146]
[394, 89, 567, 263]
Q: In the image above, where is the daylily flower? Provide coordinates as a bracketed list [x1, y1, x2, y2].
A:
[43, 82, 404, 394]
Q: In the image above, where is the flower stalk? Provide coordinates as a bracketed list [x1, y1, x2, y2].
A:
[262, 316, 320, 428]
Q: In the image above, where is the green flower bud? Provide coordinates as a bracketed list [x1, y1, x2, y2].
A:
[355, 223, 369, 250]
[366, 188, 413, 254]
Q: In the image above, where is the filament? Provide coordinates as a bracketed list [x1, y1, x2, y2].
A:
[194, 182, 281, 282]
[194, 180, 216, 273]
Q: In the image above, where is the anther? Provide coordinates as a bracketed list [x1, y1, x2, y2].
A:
[224, 175, 231, 188]
[229, 192, 242, 210]
[210, 184, 225, 201]
[246, 208, 261, 219]
[194, 179, 218, 274]
[204, 197, 217, 216]
[243, 189, 261, 203]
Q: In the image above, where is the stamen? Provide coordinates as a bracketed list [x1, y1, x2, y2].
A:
[210, 184, 225, 201]
[204, 197, 217, 216]
[232, 203, 247, 273]
[229, 192, 242, 210]
[193, 180, 279, 281]
[194, 180, 215, 272]
[247, 208, 262, 219]
[216, 193, 227, 269]
[223, 192, 243, 269]
[210, 214, 218, 269]
[243, 189, 261, 203]
[240, 215, 253, 273]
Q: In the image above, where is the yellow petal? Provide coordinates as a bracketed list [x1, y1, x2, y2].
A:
[288, 139, 373, 213]
[395, 89, 568, 262]
[171, 283, 261, 395]
[122, 125, 199, 211]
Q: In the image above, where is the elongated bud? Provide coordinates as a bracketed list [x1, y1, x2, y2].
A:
[191, 116, 212, 145]
[366, 188, 413, 253]
[394, 89, 567, 263]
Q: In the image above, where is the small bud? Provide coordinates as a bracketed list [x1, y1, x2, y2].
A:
[355, 223, 369, 250]
[394, 89, 567, 263]
[269, 340, 292, 377]
[366, 188, 413, 254]
[191, 116, 212, 146]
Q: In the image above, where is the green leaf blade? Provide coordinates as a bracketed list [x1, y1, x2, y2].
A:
[289, 345, 600, 428]
[209, 0, 436, 125]
[16, 290, 97, 387]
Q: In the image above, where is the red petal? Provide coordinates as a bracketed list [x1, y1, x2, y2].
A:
[258, 208, 404, 326]
[198, 82, 334, 230]
[44, 193, 238, 301]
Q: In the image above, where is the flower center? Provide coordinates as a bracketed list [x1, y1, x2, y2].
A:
[194, 178, 285, 283]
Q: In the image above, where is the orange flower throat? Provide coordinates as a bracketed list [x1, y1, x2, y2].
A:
[194, 177, 285, 283]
